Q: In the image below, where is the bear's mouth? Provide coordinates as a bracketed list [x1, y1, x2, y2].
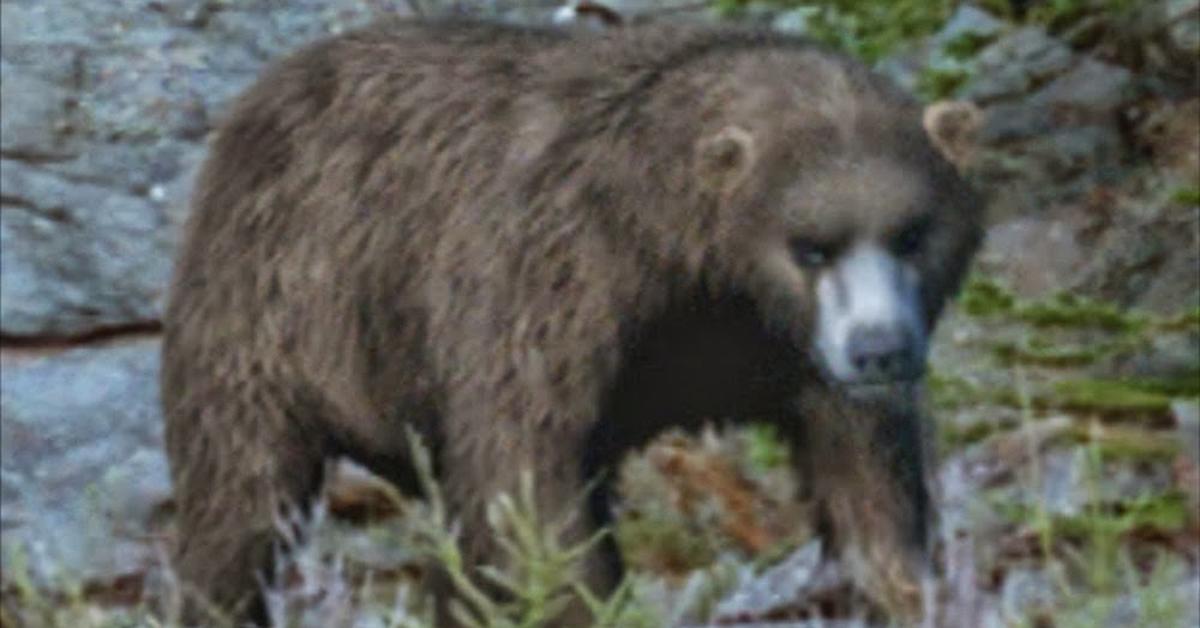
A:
[839, 378, 924, 404]
[811, 355, 926, 403]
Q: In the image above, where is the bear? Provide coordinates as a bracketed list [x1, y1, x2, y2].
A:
[161, 17, 983, 626]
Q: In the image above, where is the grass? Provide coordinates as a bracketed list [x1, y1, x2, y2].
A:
[991, 376, 1194, 628]
[0, 429, 664, 628]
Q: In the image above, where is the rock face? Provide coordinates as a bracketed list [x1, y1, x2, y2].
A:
[0, 340, 168, 584]
[0, 0, 415, 594]
[0, 0, 418, 338]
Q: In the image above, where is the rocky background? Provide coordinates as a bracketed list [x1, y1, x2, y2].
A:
[1, 1, 1197, 626]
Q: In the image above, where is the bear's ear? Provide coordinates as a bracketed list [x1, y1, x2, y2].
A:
[696, 125, 756, 190]
[922, 100, 983, 171]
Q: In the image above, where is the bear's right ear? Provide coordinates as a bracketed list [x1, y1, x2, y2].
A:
[696, 125, 756, 191]
[922, 100, 983, 172]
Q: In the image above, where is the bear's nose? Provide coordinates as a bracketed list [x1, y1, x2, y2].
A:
[846, 324, 913, 381]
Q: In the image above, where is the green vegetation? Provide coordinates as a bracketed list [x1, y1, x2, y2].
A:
[993, 416, 1194, 628]
[959, 275, 1017, 316]
[960, 275, 1200, 336]
[714, 0, 953, 62]
[960, 275, 1146, 331]
[741, 423, 791, 473]
[989, 337, 1107, 368]
[930, 371, 1194, 420]
[1026, 0, 1139, 30]
[614, 513, 717, 574]
[1170, 186, 1200, 207]
[938, 414, 1013, 450]
[400, 428, 656, 628]
[917, 67, 972, 101]
[942, 31, 998, 60]
[1051, 378, 1178, 416]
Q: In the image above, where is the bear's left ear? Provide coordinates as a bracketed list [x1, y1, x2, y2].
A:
[922, 100, 983, 172]
[696, 125, 756, 191]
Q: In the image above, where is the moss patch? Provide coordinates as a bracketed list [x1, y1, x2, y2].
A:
[959, 275, 1017, 317]
[1170, 186, 1200, 207]
[958, 275, 1200, 335]
[989, 339, 1105, 368]
[929, 371, 1195, 421]
[1017, 293, 1143, 333]
[938, 417, 1013, 451]
[1050, 379, 1176, 415]
[917, 67, 971, 101]
[942, 31, 997, 60]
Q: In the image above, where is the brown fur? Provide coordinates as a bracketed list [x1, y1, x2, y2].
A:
[162, 18, 982, 625]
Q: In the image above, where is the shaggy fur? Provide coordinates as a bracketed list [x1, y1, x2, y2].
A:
[162, 18, 982, 625]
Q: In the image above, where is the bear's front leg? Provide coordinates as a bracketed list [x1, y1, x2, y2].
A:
[792, 385, 933, 619]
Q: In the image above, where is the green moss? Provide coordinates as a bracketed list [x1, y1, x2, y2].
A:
[990, 340, 1104, 368]
[959, 275, 1017, 316]
[928, 372, 985, 408]
[1158, 307, 1200, 331]
[1088, 430, 1181, 462]
[1017, 292, 1144, 333]
[1053, 373, 1200, 406]
[942, 31, 997, 60]
[956, 275, 1187, 334]
[1045, 423, 1182, 462]
[1049, 378, 1176, 415]
[917, 67, 972, 101]
[938, 418, 1011, 451]
[972, 0, 1014, 18]
[1027, 0, 1137, 30]
[929, 369, 1195, 419]
[1170, 186, 1200, 207]
[724, 0, 953, 62]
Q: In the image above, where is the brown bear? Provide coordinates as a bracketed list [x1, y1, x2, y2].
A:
[161, 17, 982, 626]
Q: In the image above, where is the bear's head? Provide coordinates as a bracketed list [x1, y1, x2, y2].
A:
[691, 54, 983, 399]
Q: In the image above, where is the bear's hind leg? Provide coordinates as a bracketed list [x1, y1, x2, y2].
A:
[164, 379, 329, 626]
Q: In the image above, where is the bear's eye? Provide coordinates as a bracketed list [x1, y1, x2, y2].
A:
[789, 236, 836, 268]
[891, 216, 932, 257]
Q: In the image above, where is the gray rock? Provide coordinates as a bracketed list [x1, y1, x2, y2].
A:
[0, 340, 169, 586]
[964, 27, 1075, 103]
[975, 216, 1088, 297]
[0, 1, 415, 339]
[713, 541, 830, 620]
[1000, 568, 1058, 619]
[1031, 58, 1135, 114]
[1172, 400, 1200, 463]
[1167, 0, 1200, 55]
[0, 160, 180, 337]
[998, 447, 1174, 518]
[921, 4, 1006, 86]
[772, 7, 820, 36]
[874, 40, 938, 95]
[932, 4, 1005, 49]
[0, 61, 76, 158]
